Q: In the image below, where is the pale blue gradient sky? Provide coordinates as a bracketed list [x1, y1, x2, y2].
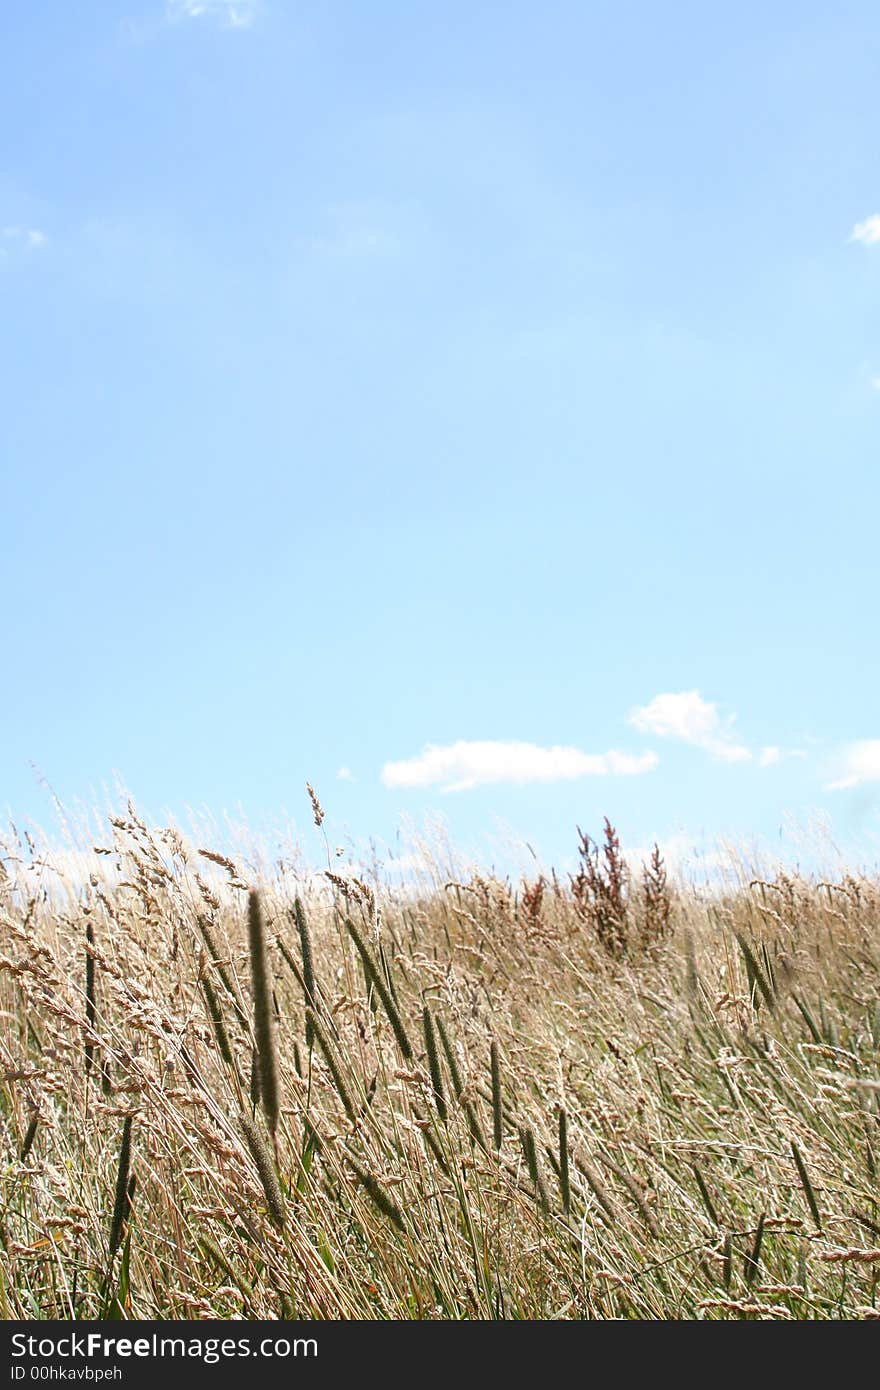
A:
[2, 1, 879, 873]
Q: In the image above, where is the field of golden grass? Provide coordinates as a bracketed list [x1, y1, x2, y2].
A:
[1, 804, 878, 1319]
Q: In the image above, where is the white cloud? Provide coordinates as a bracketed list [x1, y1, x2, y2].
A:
[621, 832, 735, 883]
[827, 740, 880, 790]
[337, 765, 354, 782]
[872, 377, 880, 392]
[758, 745, 781, 767]
[3, 226, 47, 249]
[381, 740, 659, 793]
[629, 690, 752, 763]
[167, 0, 258, 27]
[305, 224, 399, 259]
[851, 214, 880, 246]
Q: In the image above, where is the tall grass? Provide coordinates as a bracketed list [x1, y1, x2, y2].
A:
[0, 809, 878, 1319]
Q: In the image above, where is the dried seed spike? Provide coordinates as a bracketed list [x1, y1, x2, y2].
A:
[198, 1234, 255, 1311]
[294, 895, 318, 1048]
[197, 917, 249, 1028]
[348, 1157, 405, 1230]
[558, 1108, 571, 1214]
[519, 1125, 550, 1212]
[692, 1164, 720, 1227]
[415, 1007, 444, 1121]
[641, 842, 672, 949]
[345, 918, 413, 1060]
[573, 1150, 617, 1224]
[239, 1114, 285, 1229]
[20, 1114, 39, 1161]
[201, 975, 234, 1067]
[791, 1141, 822, 1230]
[307, 1008, 357, 1123]
[306, 782, 324, 828]
[250, 1047, 262, 1110]
[743, 1212, 766, 1285]
[248, 890, 280, 1136]
[600, 1155, 660, 1238]
[434, 1013, 486, 1150]
[108, 1116, 134, 1259]
[490, 1040, 503, 1151]
[85, 923, 96, 1078]
[733, 930, 776, 1011]
[434, 1014, 464, 1099]
[198, 847, 240, 877]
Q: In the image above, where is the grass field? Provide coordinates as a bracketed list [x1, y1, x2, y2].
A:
[1, 804, 878, 1320]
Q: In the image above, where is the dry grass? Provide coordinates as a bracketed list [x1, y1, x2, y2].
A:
[0, 808, 878, 1320]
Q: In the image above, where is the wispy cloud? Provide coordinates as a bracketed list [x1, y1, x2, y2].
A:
[621, 832, 735, 884]
[337, 765, 354, 782]
[305, 225, 399, 260]
[827, 740, 880, 790]
[850, 214, 880, 247]
[2, 226, 48, 252]
[167, 0, 258, 28]
[381, 740, 659, 793]
[629, 691, 752, 764]
[296, 202, 411, 262]
[758, 745, 781, 767]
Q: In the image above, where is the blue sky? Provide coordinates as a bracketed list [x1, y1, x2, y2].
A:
[3, 0, 879, 876]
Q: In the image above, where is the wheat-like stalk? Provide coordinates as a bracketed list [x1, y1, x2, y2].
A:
[248, 890, 280, 1136]
[239, 1114, 285, 1229]
[1, 806, 877, 1319]
[422, 1007, 447, 1121]
[557, 1107, 570, 1213]
[201, 974, 234, 1068]
[490, 1040, 503, 1151]
[519, 1125, 550, 1212]
[345, 918, 413, 1060]
[85, 923, 96, 1078]
[108, 1115, 134, 1259]
[347, 1156, 405, 1231]
[19, 1114, 39, 1161]
[306, 1007, 358, 1123]
[294, 895, 318, 1048]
